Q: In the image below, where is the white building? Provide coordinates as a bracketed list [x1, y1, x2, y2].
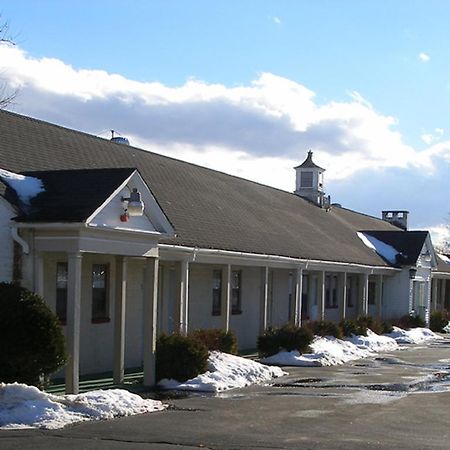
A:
[0, 110, 449, 394]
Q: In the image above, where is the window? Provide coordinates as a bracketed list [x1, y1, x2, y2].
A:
[56, 262, 68, 323]
[92, 264, 109, 322]
[231, 270, 242, 315]
[346, 276, 355, 308]
[300, 171, 313, 188]
[212, 269, 222, 316]
[325, 275, 338, 309]
[368, 281, 376, 305]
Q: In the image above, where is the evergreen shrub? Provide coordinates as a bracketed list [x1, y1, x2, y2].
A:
[307, 320, 343, 339]
[156, 333, 209, 382]
[190, 329, 238, 354]
[381, 321, 394, 334]
[429, 310, 449, 333]
[0, 282, 67, 388]
[257, 324, 313, 358]
[339, 318, 364, 337]
[395, 314, 426, 330]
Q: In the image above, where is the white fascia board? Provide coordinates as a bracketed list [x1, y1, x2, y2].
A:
[425, 233, 439, 268]
[158, 244, 399, 274]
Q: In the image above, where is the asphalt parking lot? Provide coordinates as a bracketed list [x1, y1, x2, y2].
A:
[2, 336, 450, 449]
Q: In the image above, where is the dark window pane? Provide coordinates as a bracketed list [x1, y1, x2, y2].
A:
[212, 269, 222, 316]
[92, 264, 109, 321]
[368, 281, 376, 305]
[300, 171, 313, 188]
[56, 262, 68, 322]
[231, 270, 242, 315]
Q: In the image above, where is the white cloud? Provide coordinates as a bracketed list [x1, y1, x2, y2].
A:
[271, 16, 281, 25]
[418, 52, 430, 62]
[1, 44, 450, 230]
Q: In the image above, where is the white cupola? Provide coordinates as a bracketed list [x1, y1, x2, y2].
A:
[294, 150, 326, 206]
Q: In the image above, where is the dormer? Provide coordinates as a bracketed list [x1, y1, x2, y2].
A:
[294, 150, 326, 206]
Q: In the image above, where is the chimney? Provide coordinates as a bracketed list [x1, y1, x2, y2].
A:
[382, 210, 409, 230]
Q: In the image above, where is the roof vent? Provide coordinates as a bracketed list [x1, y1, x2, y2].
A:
[110, 130, 130, 145]
[382, 210, 409, 230]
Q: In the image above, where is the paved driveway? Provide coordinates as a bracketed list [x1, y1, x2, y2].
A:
[2, 336, 450, 449]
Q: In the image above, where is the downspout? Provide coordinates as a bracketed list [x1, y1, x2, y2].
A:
[11, 226, 29, 254]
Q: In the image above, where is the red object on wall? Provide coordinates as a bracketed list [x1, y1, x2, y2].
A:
[120, 213, 128, 222]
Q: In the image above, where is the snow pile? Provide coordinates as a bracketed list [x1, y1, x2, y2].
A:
[386, 326, 439, 344]
[158, 351, 285, 392]
[0, 168, 44, 207]
[357, 232, 399, 264]
[347, 329, 398, 352]
[262, 330, 399, 367]
[0, 383, 165, 430]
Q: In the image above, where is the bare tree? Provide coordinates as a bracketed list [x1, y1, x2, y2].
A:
[0, 17, 17, 109]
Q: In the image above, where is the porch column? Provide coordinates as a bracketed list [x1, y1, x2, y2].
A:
[222, 264, 231, 332]
[307, 273, 315, 320]
[65, 252, 82, 394]
[294, 267, 303, 327]
[317, 271, 325, 321]
[179, 259, 189, 336]
[34, 252, 45, 297]
[338, 272, 347, 320]
[375, 275, 383, 319]
[143, 257, 159, 386]
[113, 256, 127, 384]
[260, 266, 269, 333]
[431, 278, 438, 312]
[360, 273, 369, 316]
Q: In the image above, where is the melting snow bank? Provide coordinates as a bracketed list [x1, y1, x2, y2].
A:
[0, 383, 166, 430]
[386, 326, 439, 344]
[158, 351, 285, 392]
[261, 328, 439, 367]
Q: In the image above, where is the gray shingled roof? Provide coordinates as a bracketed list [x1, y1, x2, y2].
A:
[0, 109, 402, 266]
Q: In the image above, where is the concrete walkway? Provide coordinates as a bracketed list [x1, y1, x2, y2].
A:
[2, 336, 450, 449]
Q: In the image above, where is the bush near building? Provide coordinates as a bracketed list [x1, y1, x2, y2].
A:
[429, 310, 449, 332]
[0, 282, 67, 388]
[189, 329, 238, 354]
[306, 320, 343, 339]
[257, 324, 314, 358]
[155, 333, 209, 382]
[395, 314, 426, 330]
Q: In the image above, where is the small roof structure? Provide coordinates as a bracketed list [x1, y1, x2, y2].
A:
[294, 150, 325, 171]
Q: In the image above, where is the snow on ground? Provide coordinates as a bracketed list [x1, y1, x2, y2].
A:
[0, 168, 44, 207]
[386, 326, 439, 344]
[261, 327, 439, 367]
[0, 383, 166, 430]
[158, 350, 285, 392]
[357, 232, 399, 264]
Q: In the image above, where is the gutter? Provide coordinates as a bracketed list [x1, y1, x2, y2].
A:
[11, 226, 29, 254]
[158, 243, 400, 273]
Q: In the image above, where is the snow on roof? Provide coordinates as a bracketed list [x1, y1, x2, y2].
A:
[0, 168, 45, 207]
[357, 231, 399, 264]
[438, 253, 450, 265]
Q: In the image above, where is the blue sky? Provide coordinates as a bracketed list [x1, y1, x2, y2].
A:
[1, 1, 450, 243]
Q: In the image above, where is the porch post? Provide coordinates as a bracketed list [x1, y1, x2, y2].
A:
[113, 256, 127, 384]
[179, 259, 189, 336]
[65, 252, 82, 394]
[260, 266, 269, 333]
[431, 278, 438, 312]
[375, 274, 383, 319]
[34, 252, 45, 297]
[222, 264, 231, 332]
[318, 271, 325, 321]
[143, 257, 159, 386]
[338, 272, 347, 320]
[294, 267, 303, 327]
